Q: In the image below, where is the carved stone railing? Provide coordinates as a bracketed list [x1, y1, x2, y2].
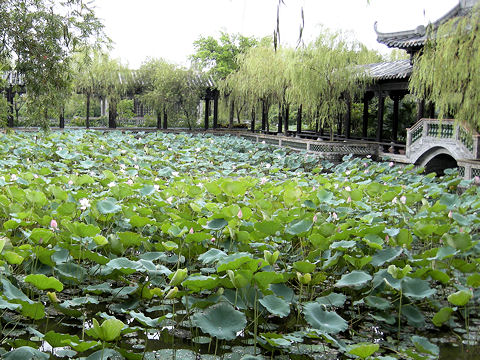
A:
[406, 118, 480, 162]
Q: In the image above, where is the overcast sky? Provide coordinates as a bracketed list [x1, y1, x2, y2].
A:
[94, 0, 459, 69]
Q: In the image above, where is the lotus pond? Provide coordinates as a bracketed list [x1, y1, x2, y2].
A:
[0, 130, 479, 360]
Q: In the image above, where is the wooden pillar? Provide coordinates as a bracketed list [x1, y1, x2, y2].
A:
[376, 93, 385, 143]
[108, 99, 117, 128]
[283, 103, 289, 136]
[416, 98, 425, 121]
[391, 94, 401, 143]
[59, 107, 65, 129]
[213, 91, 219, 129]
[277, 103, 282, 134]
[362, 92, 373, 139]
[296, 104, 302, 135]
[345, 96, 351, 139]
[204, 98, 210, 130]
[163, 108, 168, 130]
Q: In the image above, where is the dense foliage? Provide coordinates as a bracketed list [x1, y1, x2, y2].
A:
[409, 5, 480, 130]
[0, 131, 478, 359]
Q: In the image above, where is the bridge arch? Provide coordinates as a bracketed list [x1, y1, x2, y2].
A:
[415, 146, 458, 175]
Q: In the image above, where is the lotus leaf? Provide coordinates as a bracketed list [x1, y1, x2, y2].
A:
[335, 270, 372, 289]
[192, 302, 247, 340]
[303, 302, 348, 334]
[259, 295, 290, 318]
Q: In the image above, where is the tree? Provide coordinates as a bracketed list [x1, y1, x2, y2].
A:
[137, 58, 177, 129]
[0, 0, 104, 127]
[191, 32, 258, 127]
[289, 31, 376, 139]
[225, 43, 294, 133]
[409, 5, 480, 130]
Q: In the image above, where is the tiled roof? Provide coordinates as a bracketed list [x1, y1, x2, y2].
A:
[364, 59, 412, 81]
[375, 0, 478, 50]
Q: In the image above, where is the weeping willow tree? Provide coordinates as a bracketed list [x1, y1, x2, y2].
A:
[224, 44, 295, 133]
[409, 5, 480, 130]
[289, 31, 374, 140]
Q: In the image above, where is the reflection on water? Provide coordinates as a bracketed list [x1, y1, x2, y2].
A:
[440, 344, 480, 360]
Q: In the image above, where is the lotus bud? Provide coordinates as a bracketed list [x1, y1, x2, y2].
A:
[216, 287, 224, 296]
[47, 291, 59, 303]
[297, 272, 312, 285]
[264, 250, 280, 265]
[237, 209, 243, 219]
[227, 269, 235, 284]
[164, 286, 178, 299]
[169, 268, 188, 286]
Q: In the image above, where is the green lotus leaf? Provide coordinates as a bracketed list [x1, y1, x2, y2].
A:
[316, 292, 346, 307]
[198, 248, 227, 264]
[447, 290, 472, 306]
[183, 274, 219, 292]
[254, 271, 284, 290]
[364, 295, 391, 310]
[89, 318, 125, 342]
[20, 301, 45, 320]
[467, 273, 480, 288]
[303, 302, 348, 334]
[105, 257, 140, 275]
[335, 270, 372, 289]
[347, 342, 379, 359]
[254, 220, 283, 236]
[25, 274, 64, 292]
[55, 263, 87, 282]
[411, 335, 439, 356]
[1, 278, 32, 303]
[2, 346, 49, 360]
[432, 307, 454, 327]
[29, 228, 54, 243]
[286, 218, 312, 235]
[259, 295, 290, 318]
[84, 348, 122, 360]
[96, 198, 122, 214]
[217, 252, 252, 272]
[129, 310, 163, 328]
[205, 218, 228, 230]
[370, 247, 403, 267]
[0, 298, 21, 310]
[293, 260, 316, 273]
[192, 302, 247, 340]
[3, 250, 24, 265]
[402, 304, 425, 328]
[402, 278, 436, 299]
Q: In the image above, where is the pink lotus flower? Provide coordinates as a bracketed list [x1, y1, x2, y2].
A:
[448, 210, 453, 218]
[345, 186, 351, 192]
[68, 180, 74, 186]
[126, 179, 133, 185]
[332, 212, 338, 221]
[237, 209, 243, 219]
[400, 196, 407, 204]
[211, 237, 216, 243]
[347, 196, 351, 203]
[189, 228, 194, 234]
[50, 219, 58, 230]
[313, 214, 318, 222]
[389, 162, 394, 167]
